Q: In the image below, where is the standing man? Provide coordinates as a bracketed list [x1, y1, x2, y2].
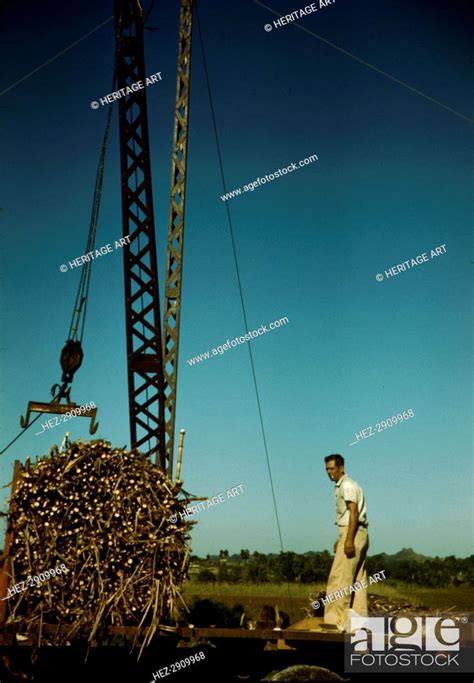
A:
[323, 454, 369, 631]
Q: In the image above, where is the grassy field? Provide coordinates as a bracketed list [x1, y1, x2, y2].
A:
[182, 581, 474, 624]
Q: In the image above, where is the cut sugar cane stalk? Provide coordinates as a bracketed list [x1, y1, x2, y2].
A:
[175, 429, 185, 484]
[2, 439, 195, 653]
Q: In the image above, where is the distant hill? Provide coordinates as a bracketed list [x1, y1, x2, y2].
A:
[389, 548, 431, 563]
[303, 548, 432, 562]
[368, 548, 432, 564]
[199, 548, 434, 563]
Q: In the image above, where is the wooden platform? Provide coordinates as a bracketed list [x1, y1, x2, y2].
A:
[5, 620, 472, 648]
[0, 622, 344, 647]
[178, 626, 344, 642]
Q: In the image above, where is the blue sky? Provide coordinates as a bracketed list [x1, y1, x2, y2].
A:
[0, 0, 472, 558]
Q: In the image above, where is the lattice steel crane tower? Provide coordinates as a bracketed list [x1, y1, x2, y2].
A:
[114, 0, 193, 473]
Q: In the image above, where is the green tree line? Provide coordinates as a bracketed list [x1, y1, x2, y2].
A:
[194, 550, 474, 588]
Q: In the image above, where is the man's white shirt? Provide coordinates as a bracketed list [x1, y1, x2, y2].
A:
[335, 474, 368, 527]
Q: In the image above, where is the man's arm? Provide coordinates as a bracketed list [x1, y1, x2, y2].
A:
[344, 501, 359, 558]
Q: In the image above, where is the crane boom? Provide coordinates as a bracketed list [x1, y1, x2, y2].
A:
[163, 0, 194, 476]
[115, 0, 166, 467]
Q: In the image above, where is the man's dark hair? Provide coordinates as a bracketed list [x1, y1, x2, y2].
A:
[325, 454, 344, 467]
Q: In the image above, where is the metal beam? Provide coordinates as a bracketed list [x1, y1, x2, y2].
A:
[163, 0, 194, 476]
[115, 0, 166, 468]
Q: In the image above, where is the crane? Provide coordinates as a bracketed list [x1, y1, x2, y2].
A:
[115, 0, 193, 473]
[17, 0, 193, 474]
[3, 0, 193, 629]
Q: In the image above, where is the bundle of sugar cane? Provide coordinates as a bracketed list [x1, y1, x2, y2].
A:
[3, 439, 194, 653]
